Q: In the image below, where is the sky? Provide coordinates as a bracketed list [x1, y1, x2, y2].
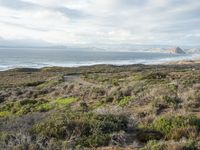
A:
[0, 0, 199, 46]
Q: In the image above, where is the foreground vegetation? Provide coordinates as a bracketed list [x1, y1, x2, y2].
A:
[1, 63, 200, 149]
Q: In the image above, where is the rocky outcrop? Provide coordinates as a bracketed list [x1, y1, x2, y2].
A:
[170, 47, 186, 54]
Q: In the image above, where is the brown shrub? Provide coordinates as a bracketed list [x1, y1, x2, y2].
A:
[169, 126, 198, 140]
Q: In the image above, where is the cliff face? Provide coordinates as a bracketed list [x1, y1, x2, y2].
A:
[170, 47, 186, 54]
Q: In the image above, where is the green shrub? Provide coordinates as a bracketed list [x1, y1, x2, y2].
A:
[13, 100, 46, 115]
[55, 97, 77, 105]
[0, 102, 14, 111]
[95, 114, 128, 133]
[169, 126, 198, 140]
[0, 97, 78, 116]
[117, 96, 132, 107]
[153, 96, 180, 110]
[45, 138, 63, 150]
[32, 111, 129, 147]
[105, 96, 114, 103]
[137, 130, 163, 142]
[162, 96, 180, 106]
[35, 103, 54, 112]
[148, 115, 200, 140]
[36, 80, 60, 89]
[79, 102, 89, 112]
[135, 72, 168, 85]
[76, 133, 110, 147]
[140, 140, 165, 150]
[183, 140, 197, 150]
[15, 105, 33, 115]
[11, 100, 39, 115]
[112, 79, 119, 86]
[141, 72, 167, 80]
[151, 116, 187, 138]
[19, 99, 37, 106]
[0, 111, 11, 117]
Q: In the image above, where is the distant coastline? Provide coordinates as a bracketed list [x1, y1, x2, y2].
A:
[1, 47, 200, 71]
[1, 56, 200, 71]
[1, 59, 200, 73]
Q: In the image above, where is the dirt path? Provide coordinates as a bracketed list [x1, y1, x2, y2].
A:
[63, 75, 95, 86]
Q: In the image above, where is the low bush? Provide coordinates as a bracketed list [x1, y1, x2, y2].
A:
[36, 80, 60, 89]
[140, 140, 165, 150]
[182, 139, 197, 150]
[137, 130, 163, 142]
[117, 96, 132, 107]
[32, 111, 129, 148]
[35, 103, 53, 112]
[141, 72, 167, 80]
[153, 95, 181, 109]
[146, 115, 200, 140]
[0, 111, 10, 117]
[0, 97, 78, 117]
[76, 133, 110, 147]
[55, 97, 77, 105]
[169, 126, 198, 140]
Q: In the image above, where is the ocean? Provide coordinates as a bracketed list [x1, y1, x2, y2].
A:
[0, 47, 199, 71]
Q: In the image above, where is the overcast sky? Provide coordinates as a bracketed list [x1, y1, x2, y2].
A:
[0, 0, 199, 46]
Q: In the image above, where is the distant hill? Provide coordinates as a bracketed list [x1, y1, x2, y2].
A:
[187, 48, 200, 54]
[170, 47, 186, 54]
[0, 39, 53, 47]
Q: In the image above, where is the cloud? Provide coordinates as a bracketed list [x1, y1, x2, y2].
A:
[53, 7, 88, 19]
[0, 0, 38, 10]
[0, 0, 199, 46]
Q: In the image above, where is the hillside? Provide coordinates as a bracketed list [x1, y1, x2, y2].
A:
[1, 64, 200, 149]
[170, 47, 186, 54]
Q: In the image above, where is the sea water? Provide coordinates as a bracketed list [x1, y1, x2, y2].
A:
[0, 47, 199, 71]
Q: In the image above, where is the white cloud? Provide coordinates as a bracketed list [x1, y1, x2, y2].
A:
[0, 0, 199, 46]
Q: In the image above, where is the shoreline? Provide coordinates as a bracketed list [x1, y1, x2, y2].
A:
[1, 49, 200, 71]
[1, 59, 200, 72]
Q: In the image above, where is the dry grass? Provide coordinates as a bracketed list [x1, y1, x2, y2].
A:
[1, 64, 200, 149]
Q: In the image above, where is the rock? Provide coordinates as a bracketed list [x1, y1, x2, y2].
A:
[170, 47, 186, 54]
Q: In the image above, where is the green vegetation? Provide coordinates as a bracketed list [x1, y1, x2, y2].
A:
[0, 111, 11, 117]
[0, 97, 78, 117]
[35, 102, 54, 112]
[140, 140, 164, 150]
[32, 111, 129, 148]
[139, 115, 200, 140]
[117, 96, 132, 107]
[2, 64, 200, 149]
[55, 97, 77, 105]
[139, 139, 198, 150]
[36, 79, 60, 89]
